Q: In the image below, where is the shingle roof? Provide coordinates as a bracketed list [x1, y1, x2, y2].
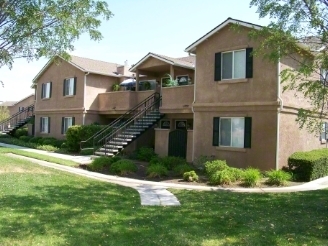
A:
[130, 52, 195, 72]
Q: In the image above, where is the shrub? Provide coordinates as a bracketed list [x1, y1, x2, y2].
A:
[183, 171, 199, 182]
[80, 149, 94, 155]
[205, 160, 228, 177]
[265, 170, 292, 186]
[193, 155, 214, 171]
[110, 160, 137, 175]
[158, 156, 188, 170]
[61, 142, 67, 149]
[242, 168, 261, 187]
[88, 156, 112, 171]
[66, 124, 104, 153]
[136, 147, 157, 161]
[228, 167, 245, 181]
[53, 140, 65, 148]
[288, 149, 328, 181]
[36, 145, 59, 152]
[0, 134, 11, 138]
[172, 164, 193, 177]
[14, 128, 28, 138]
[29, 137, 42, 143]
[146, 164, 168, 178]
[42, 138, 57, 146]
[19, 136, 32, 142]
[209, 168, 240, 185]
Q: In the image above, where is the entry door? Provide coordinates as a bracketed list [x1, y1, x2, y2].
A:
[168, 129, 187, 159]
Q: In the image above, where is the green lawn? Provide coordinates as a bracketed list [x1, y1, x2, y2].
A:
[0, 152, 328, 246]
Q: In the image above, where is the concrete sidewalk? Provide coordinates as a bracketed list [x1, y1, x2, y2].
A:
[2, 142, 328, 206]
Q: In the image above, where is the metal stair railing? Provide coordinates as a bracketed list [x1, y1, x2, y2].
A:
[80, 92, 161, 151]
[99, 94, 162, 156]
[0, 104, 34, 133]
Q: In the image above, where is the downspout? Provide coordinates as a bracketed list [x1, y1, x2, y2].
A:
[276, 58, 283, 170]
[191, 56, 197, 162]
[83, 72, 90, 125]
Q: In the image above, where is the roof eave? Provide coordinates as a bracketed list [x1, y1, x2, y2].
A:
[130, 53, 174, 72]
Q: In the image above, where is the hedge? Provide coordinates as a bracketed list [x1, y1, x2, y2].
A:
[288, 149, 328, 181]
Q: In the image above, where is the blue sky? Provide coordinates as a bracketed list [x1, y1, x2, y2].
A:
[0, 0, 270, 102]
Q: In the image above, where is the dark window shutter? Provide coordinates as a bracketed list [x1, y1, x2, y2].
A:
[61, 117, 65, 134]
[41, 83, 44, 99]
[246, 48, 253, 78]
[48, 117, 51, 133]
[213, 117, 220, 146]
[63, 79, 66, 96]
[40, 117, 42, 132]
[73, 77, 77, 95]
[214, 52, 222, 81]
[72, 117, 75, 126]
[49, 82, 52, 98]
[244, 117, 252, 148]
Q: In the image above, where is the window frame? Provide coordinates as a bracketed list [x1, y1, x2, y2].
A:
[221, 49, 246, 80]
[64, 77, 76, 96]
[40, 117, 49, 133]
[41, 82, 51, 99]
[219, 117, 245, 148]
[62, 117, 73, 134]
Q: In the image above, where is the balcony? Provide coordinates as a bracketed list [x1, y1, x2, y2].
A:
[98, 90, 155, 114]
[160, 85, 194, 113]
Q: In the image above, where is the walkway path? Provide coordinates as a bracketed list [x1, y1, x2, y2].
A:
[2, 142, 328, 206]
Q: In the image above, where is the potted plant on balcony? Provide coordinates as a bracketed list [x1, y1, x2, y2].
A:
[162, 74, 178, 87]
[112, 83, 120, 91]
[144, 81, 151, 90]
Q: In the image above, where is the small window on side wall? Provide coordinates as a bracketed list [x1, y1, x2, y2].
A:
[41, 82, 52, 99]
[63, 77, 77, 96]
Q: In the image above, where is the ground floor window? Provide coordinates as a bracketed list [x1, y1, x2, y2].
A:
[213, 117, 252, 148]
[40, 117, 50, 133]
[62, 117, 75, 134]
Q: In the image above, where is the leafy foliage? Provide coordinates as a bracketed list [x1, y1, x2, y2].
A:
[146, 164, 168, 178]
[242, 168, 262, 187]
[288, 148, 328, 181]
[183, 171, 199, 182]
[88, 156, 120, 172]
[265, 170, 292, 186]
[0, 105, 9, 121]
[172, 164, 193, 177]
[136, 147, 157, 161]
[205, 160, 228, 177]
[13, 128, 28, 138]
[249, 0, 328, 133]
[193, 155, 214, 171]
[158, 156, 188, 170]
[110, 160, 137, 175]
[36, 145, 59, 152]
[0, 0, 112, 69]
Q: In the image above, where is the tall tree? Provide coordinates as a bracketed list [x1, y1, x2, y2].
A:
[249, 0, 328, 133]
[0, 0, 112, 69]
[0, 105, 9, 121]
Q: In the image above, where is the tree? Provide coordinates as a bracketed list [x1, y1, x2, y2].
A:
[0, 105, 9, 121]
[0, 0, 112, 69]
[249, 0, 328, 133]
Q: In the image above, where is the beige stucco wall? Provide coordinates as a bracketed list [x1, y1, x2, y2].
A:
[85, 74, 119, 111]
[34, 112, 83, 139]
[155, 129, 169, 157]
[35, 60, 85, 111]
[8, 95, 35, 116]
[161, 85, 194, 113]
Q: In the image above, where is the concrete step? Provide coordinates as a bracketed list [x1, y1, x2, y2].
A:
[99, 148, 119, 153]
[104, 144, 123, 149]
[95, 152, 114, 157]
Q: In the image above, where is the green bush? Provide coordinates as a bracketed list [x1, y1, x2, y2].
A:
[36, 145, 59, 152]
[53, 140, 65, 148]
[205, 160, 228, 177]
[136, 147, 157, 161]
[66, 124, 104, 152]
[193, 155, 214, 171]
[19, 136, 32, 142]
[183, 171, 199, 182]
[288, 149, 328, 181]
[228, 167, 245, 181]
[146, 164, 168, 178]
[0, 134, 11, 138]
[265, 170, 292, 186]
[14, 128, 28, 138]
[110, 160, 137, 175]
[29, 137, 42, 143]
[209, 169, 237, 185]
[0, 137, 37, 148]
[80, 149, 94, 155]
[172, 164, 193, 177]
[242, 168, 261, 187]
[42, 138, 57, 146]
[89, 156, 111, 171]
[157, 156, 188, 170]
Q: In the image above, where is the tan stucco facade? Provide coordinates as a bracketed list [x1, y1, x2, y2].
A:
[8, 94, 35, 116]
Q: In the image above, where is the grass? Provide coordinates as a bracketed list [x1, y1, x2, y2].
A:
[0, 152, 328, 245]
[0, 147, 77, 167]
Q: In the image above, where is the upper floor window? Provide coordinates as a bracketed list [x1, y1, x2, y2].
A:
[63, 77, 77, 96]
[41, 82, 52, 99]
[214, 48, 253, 81]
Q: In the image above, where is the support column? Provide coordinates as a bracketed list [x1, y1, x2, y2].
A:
[170, 65, 174, 79]
[135, 69, 139, 91]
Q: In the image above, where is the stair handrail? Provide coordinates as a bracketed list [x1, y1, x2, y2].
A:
[0, 104, 35, 125]
[80, 92, 160, 150]
[97, 95, 162, 155]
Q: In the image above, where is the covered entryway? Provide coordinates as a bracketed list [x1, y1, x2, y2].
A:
[168, 129, 187, 159]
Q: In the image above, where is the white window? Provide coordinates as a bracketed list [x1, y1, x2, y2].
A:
[220, 117, 245, 148]
[222, 50, 246, 80]
[41, 82, 51, 99]
[320, 69, 328, 85]
[64, 78, 75, 96]
[63, 117, 73, 134]
[40, 117, 49, 133]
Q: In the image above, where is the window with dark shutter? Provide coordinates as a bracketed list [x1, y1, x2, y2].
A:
[213, 117, 220, 146]
[244, 117, 252, 148]
[246, 48, 253, 79]
[73, 77, 77, 95]
[214, 53, 222, 81]
[61, 117, 64, 134]
[48, 117, 51, 133]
